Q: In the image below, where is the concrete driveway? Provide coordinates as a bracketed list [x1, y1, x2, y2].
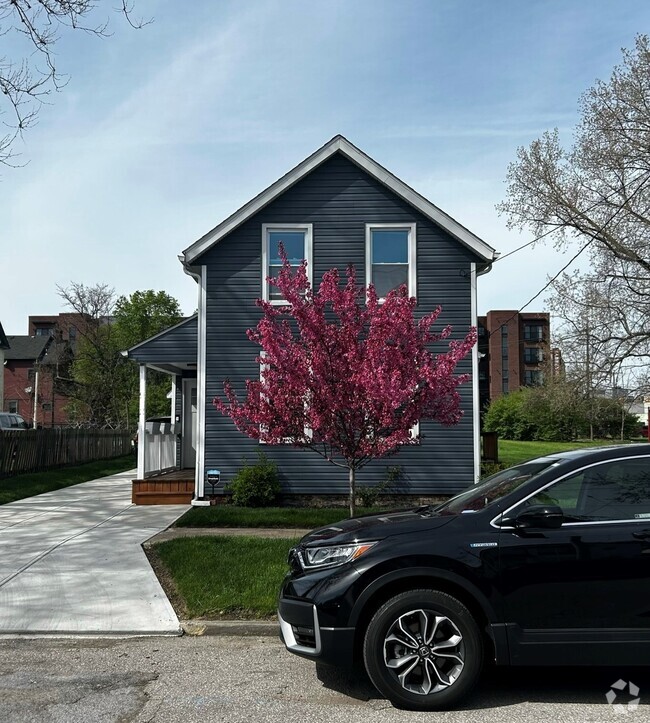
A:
[0, 469, 188, 636]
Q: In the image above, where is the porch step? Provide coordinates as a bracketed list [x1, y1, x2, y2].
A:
[132, 478, 194, 505]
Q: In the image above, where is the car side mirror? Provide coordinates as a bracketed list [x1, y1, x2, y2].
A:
[513, 504, 564, 530]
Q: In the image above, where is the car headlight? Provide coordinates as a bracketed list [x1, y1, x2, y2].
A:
[300, 542, 377, 570]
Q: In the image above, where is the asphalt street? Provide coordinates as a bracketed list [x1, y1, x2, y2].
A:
[0, 635, 646, 723]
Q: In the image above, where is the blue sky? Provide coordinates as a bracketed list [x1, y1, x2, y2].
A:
[2, 0, 649, 334]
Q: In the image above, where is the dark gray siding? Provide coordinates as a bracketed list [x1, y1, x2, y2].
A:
[128, 316, 197, 365]
[199, 153, 480, 495]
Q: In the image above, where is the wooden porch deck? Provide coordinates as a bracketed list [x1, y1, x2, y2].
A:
[132, 468, 195, 505]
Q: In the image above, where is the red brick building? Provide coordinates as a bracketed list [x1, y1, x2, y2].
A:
[477, 311, 551, 413]
[2, 314, 83, 427]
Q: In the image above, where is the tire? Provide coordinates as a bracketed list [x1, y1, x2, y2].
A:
[363, 589, 483, 711]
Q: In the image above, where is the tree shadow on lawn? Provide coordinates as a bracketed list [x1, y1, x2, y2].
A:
[316, 662, 649, 710]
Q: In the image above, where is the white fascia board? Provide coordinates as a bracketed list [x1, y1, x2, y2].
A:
[182, 136, 498, 266]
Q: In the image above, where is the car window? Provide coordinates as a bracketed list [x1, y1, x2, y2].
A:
[517, 458, 650, 522]
[434, 460, 558, 514]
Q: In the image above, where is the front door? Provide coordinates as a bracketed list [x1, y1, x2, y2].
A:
[182, 380, 197, 468]
[498, 455, 650, 666]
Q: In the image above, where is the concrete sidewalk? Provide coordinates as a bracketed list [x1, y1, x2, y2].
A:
[0, 469, 188, 636]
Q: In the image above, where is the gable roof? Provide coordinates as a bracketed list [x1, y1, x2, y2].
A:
[0, 323, 8, 350]
[122, 314, 198, 362]
[4, 335, 51, 361]
[182, 135, 498, 267]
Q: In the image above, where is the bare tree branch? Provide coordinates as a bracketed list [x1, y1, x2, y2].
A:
[0, 1, 149, 166]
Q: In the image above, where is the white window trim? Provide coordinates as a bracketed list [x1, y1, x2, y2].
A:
[365, 223, 417, 300]
[262, 223, 313, 304]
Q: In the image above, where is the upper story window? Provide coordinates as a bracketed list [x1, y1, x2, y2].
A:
[524, 347, 544, 364]
[365, 224, 416, 300]
[524, 323, 545, 341]
[34, 326, 54, 337]
[262, 224, 313, 304]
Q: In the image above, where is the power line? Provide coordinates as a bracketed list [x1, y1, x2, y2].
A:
[487, 166, 650, 336]
[493, 225, 558, 263]
[486, 239, 594, 338]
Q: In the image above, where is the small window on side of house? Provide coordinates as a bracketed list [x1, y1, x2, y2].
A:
[262, 224, 313, 304]
[366, 224, 416, 300]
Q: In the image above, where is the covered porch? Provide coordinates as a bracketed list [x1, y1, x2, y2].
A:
[125, 315, 199, 504]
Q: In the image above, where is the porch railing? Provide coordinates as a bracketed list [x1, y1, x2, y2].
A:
[144, 421, 177, 477]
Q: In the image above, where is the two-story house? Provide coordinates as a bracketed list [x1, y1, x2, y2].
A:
[127, 136, 498, 505]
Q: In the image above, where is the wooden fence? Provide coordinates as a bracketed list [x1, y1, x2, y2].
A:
[0, 429, 132, 478]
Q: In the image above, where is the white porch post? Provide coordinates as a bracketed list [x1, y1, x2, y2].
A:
[137, 364, 147, 479]
[170, 376, 176, 418]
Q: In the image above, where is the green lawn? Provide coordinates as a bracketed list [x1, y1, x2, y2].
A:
[175, 504, 380, 529]
[151, 536, 297, 619]
[498, 438, 645, 466]
[0, 455, 135, 505]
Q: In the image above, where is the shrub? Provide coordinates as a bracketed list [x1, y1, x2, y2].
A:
[356, 465, 403, 507]
[484, 384, 639, 442]
[227, 453, 280, 507]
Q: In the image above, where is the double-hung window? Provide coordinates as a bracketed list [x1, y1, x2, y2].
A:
[262, 224, 313, 304]
[365, 223, 416, 299]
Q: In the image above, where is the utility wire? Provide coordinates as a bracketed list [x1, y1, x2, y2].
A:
[485, 239, 594, 338]
[487, 167, 650, 337]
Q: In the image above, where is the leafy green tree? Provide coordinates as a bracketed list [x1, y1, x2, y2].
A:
[484, 383, 638, 442]
[113, 290, 183, 425]
[57, 283, 182, 428]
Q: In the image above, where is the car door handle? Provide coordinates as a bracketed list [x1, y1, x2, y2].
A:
[632, 529, 650, 540]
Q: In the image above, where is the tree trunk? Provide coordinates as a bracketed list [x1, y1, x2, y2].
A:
[620, 406, 625, 441]
[348, 466, 356, 518]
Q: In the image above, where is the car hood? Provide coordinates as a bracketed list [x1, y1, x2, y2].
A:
[300, 508, 456, 547]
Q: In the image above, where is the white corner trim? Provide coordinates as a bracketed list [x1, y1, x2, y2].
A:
[365, 223, 417, 299]
[137, 364, 146, 479]
[183, 136, 497, 265]
[194, 265, 208, 499]
[470, 262, 480, 483]
[261, 223, 313, 304]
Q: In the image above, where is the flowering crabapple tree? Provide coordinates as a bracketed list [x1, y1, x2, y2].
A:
[214, 250, 476, 517]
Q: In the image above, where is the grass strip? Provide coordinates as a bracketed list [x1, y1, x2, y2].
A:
[498, 439, 643, 467]
[151, 536, 298, 619]
[0, 455, 135, 505]
[174, 505, 382, 529]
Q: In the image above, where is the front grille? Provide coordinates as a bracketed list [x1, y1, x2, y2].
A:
[292, 625, 316, 648]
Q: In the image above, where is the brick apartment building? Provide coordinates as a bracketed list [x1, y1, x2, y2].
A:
[2, 314, 82, 427]
[477, 311, 551, 413]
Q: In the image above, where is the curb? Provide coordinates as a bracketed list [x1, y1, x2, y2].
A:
[182, 619, 278, 637]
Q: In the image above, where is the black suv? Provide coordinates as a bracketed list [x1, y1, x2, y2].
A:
[279, 444, 650, 710]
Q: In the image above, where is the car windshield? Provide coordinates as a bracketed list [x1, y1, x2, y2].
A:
[432, 460, 560, 515]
